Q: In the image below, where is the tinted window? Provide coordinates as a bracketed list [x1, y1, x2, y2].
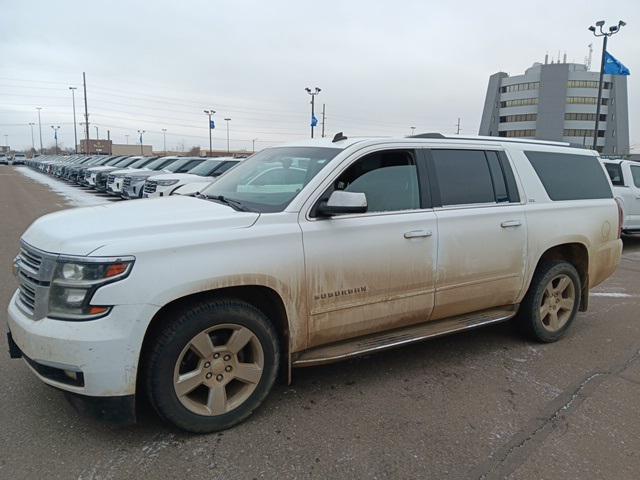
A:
[604, 163, 624, 186]
[431, 150, 495, 205]
[333, 150, 419, 212]
[169, 159, 203, 173]
[524, 151, 612, 200]
[485, 151, 508, 202]
[213, 161, 239, 175]
[631, 165, 640, 188]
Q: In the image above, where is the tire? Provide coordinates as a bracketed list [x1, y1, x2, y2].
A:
[518, 261, 581, 343]
[144, 299, 280, 433]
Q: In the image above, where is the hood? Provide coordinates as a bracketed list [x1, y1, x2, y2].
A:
[87, 165, 117, 172]
[126, 170, 166, 179]
[173, 181, 214, 196]
[109, 167, 148, 176]
[22, 196, 259, 256]
[147, 173, 204, 182]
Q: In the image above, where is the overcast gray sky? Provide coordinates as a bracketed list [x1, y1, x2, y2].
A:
[0, 0, 638, 152]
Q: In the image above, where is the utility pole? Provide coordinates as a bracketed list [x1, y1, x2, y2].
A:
[137, 130, 145, 155]
[28, 123, 35, 152]
[125, 134, 129, 145]
[51, 126, 60, 154]
[69, 86, 78, 153]
[36, 107, 43, 153]
[82, 72, 90, 154]
[95, 126, 99, 140]
[204, 109, 216, 156]
[162, 128, 167, 155]
[456, 118, 461, 134]
[224, 118, 231, 153]
[588, 19, 625, 151]
[321, 103, 326, 138]
[252, 138, 257, 153]
[305, 87, 321, 138]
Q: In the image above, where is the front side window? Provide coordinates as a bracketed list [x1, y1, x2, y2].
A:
[604, 163, 624, 186]
[201, 147, 341, 213]
[431, 150, 495, 206]
[327, 149, 420, 213]
[631, 165, 640, 188]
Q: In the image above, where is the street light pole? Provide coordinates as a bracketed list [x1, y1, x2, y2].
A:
[95, 126, 99, 140]
[252, 138, 257, 153]
[224, 118, 231, 153]
[204, 109, 216, 156]
[69, 87, 78, 153]
[36, 107, 43, 153]
[82, 72, 90, 153]
[162, 128, 167, 155]
[51, 126, 60, 154]
[125, 134, 129, 145]
[137, 130, 145, 155]
[28, 123, 35, 152]
[588, 19, 625, 152]
[305, 87, 321, 138]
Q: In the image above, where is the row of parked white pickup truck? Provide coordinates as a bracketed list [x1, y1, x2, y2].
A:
[25, 154, 242, 199]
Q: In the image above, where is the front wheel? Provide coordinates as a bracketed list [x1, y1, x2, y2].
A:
[518, 261, 581, 343]
[145, 299, 280, 433]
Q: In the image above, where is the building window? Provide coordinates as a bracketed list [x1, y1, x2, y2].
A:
[567, 80, 611, 89]
[500, 98, 539, 108]
[563, 129, 606, 137]
[564, 113, 607, 122]
[499, 113, 537, 123]
[566, 96, 608, 105]
[502, 129, 536, 138]
[500, 82, 540, 93]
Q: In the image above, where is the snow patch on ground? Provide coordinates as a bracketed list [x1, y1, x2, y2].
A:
[16, 167, 113, 207]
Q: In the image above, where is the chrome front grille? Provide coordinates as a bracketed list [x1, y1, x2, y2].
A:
[144, 181, 157, 193]
[14, 242, 55, 320]
[107, 174, 115, 185]
[123, 177, 132, 188]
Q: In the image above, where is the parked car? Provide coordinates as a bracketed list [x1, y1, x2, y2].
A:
[12, 153, 26, 165]
[602, 159, 640, 234]
[106, 156, 158, 195]
[143, 158, 240, 198]
[8, 134, 622, 433]
[0, 155, 8, 165]
[85, 156, 131, 188]
[121, 157, 204, 199]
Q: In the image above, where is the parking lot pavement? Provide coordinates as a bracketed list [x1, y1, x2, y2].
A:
[1, 165, 640, 480]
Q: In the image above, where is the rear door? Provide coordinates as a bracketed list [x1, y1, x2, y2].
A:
[426, 148, 526, 320]
[626, 163, 640, 229]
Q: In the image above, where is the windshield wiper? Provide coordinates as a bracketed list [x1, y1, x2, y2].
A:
[200, 194, 251, 212]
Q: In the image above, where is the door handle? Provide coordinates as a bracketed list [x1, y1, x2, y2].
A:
[501, 220, 522, 228]
[404, 230, 432, 239]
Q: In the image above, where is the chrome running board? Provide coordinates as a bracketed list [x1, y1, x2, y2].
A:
[292, 305, 518, 367]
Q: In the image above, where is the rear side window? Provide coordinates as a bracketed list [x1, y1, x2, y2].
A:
[604, 163, 625, 186]
[524, 151, 612, 200]
[431, 150, 495, 205]
[631, 165, 640, 188]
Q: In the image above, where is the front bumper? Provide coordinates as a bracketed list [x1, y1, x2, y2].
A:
[121, 180, 145, 199]
[143, 184, 175, 198]
[7, 290, 158, 397]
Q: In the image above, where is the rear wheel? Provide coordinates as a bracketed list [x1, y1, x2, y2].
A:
[145, 299, 280, 433]
[518, 261, 581, 342]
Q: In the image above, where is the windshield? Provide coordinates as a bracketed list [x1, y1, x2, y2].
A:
[188, 159, 223, 176]
[128, 157, 149, 168]
[200, 147, 341, 212]
[165, 158, 203, 173]
[145, 157, 179, 170]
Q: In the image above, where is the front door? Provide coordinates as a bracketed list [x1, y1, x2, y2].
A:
[300, 148, 438, 347]
[627, 164, 640, 229]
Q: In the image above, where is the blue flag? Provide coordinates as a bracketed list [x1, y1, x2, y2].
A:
[210, 120, 215, 129]
[604, 51, 630, 76]
[311, 115, 318, 127]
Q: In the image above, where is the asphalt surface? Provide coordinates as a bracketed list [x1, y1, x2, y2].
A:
[1, 165, 640, 480]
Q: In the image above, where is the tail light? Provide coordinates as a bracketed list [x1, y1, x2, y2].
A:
[614, 197, 624, 239]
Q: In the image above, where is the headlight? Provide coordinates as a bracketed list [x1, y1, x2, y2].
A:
[49, 257, 134, 320]
[156, 179, 179, 186]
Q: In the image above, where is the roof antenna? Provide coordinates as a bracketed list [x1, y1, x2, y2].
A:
[332, 132, 347, 142]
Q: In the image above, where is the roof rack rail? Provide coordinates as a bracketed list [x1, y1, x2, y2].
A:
[407, 133, 446, 139]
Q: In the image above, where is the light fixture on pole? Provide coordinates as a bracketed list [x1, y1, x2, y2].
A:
[224, 118, 231, 153]
[305, 87, 321, 138]
[36, 107, 43, 153]
[162, 128, 167, 155]
[69, 87, 78, 153]
[410, 126, 416, 136]
[51, 125, 60, 154]
[204, 109, 216, 156]
[28, 123, 35, 152]
[137, 130, 146, 155]
[588, 19, 626, 151]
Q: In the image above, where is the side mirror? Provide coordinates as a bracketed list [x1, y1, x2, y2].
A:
[316, 190, 367, 217]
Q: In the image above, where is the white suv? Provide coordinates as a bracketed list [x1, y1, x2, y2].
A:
[8, 134, 622, 432]
[602, 159, 640, 234]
